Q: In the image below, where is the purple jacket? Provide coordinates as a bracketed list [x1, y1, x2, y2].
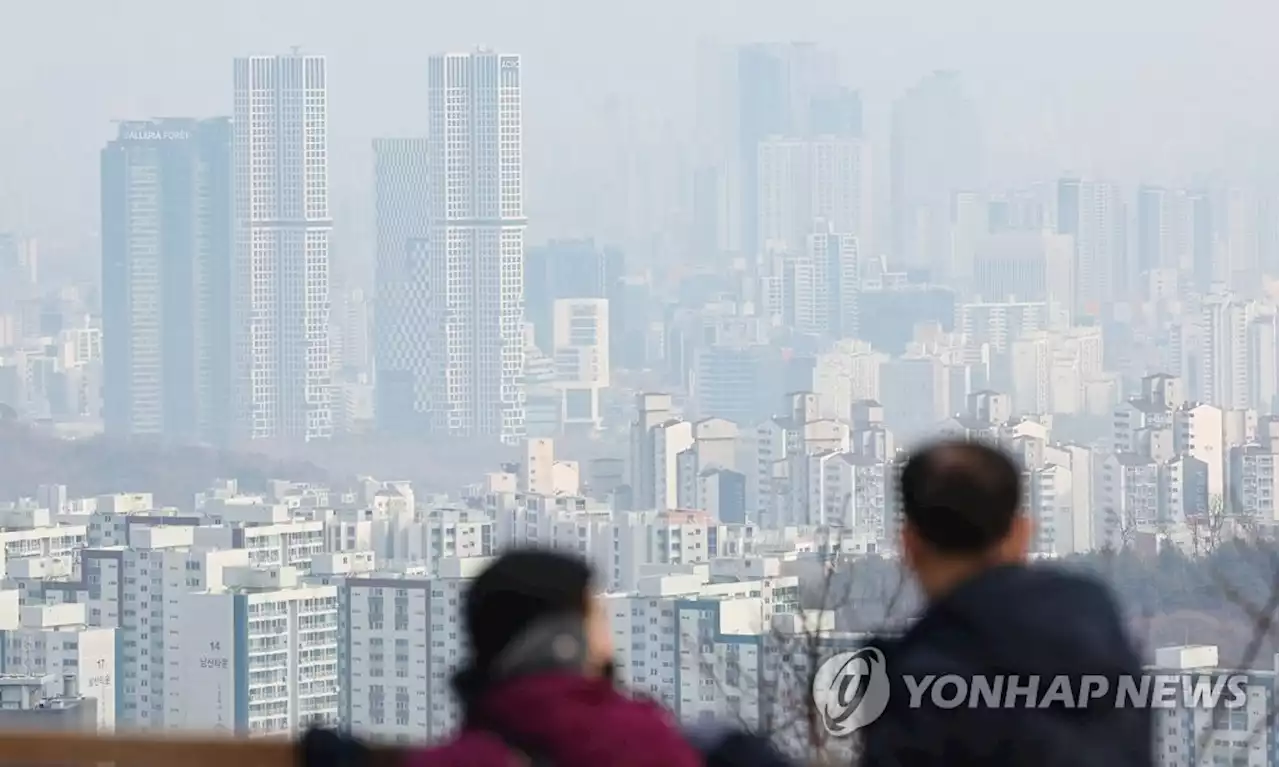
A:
[406, 672, 703, 767]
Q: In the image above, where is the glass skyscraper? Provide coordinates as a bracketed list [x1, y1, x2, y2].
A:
[100, 117, 232, 443]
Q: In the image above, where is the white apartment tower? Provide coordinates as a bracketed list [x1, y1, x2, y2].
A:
[630, 393, 677, 510]
[1199, 294, 1253, 410]
[423, 50, 527, 444]
[232, 53, 333, 442]
[793, 225, 859, 339]
[339, 563, 487, 743]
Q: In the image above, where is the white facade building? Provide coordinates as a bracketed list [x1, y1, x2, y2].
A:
[1100, 453, 1161, 547]
[1056, 178, 1125, 317]
[391, 507, 496, 570]
[1199, 294, 1255, 410]
[1229, 443, 1279, 522]
[809, 340, 885, 420]
[781, 226, 860, 339]
[606, 565, 800, 720]
[232, 53, 333, 442]
[174, 568, 339, 736]
[69, 527, 250, 730]
[341, 558, 489, 743]
[1151, 645, 1277, 767]
[422, 50, 526, 444]
[0, 602, 117, 731]
[551, 298, 610, 432]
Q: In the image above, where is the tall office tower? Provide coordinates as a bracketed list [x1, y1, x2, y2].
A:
[890, 70, 982, 279]
[101, 118, 232, 443]
[231, 54, 332, 444]
[425, 50, 526, 444]
[756, 136, 872, 266]
[735, 43, 840, 268]
[372, 138, 430, 434]
[1056, 178, 1126, 318]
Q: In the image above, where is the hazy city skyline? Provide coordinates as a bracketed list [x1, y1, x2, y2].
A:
[0, 2, 1274, 756]
[2, 0, 1276, 282]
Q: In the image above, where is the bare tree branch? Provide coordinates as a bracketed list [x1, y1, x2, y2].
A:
[1189, 490, 1278, 767]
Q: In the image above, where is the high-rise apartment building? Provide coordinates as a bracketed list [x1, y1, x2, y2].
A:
[890, 71, 982, 278]
[231, 54, 333, 443]
[371, 138, 431, 434]
[756, 136, 871, 264]
[339, 561, 487, 743]
[735, 43, 841, 266]
[176, 575, 340, 735]
[780, 225, 859, 339]
[1199, 293, 1255, 410]
[101, 118, 232, 443]
[1056, 178, 1126, 317]
[422, 50, 526, 444]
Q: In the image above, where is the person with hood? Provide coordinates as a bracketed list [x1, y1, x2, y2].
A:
[856, 441, 1153, 767]
[407, 547, 702, 767]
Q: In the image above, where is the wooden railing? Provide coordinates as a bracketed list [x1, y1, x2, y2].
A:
[0, 732, 405, 767]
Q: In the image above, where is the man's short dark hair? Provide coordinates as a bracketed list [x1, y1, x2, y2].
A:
[898, 440, 1023, 554]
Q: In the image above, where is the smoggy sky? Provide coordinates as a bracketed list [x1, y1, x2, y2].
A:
[1, 0, 1275, 272]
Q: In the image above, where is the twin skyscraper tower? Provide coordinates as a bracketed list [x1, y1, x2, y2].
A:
[101, 50, 526, 447]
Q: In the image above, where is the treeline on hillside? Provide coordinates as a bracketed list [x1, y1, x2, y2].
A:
[0, 422, 330, 507]
[1062, 539, 1278, 620]
[800, 540, 1277, 668]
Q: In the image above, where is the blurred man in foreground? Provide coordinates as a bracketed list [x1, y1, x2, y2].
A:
[858, 441, 1152, 767]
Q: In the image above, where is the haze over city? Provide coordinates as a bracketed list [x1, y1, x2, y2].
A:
[0, 0, 1274, 762]
[3, 0, 1276, 282]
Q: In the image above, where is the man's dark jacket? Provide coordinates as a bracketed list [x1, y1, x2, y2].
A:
[859, 564, 1153, 767]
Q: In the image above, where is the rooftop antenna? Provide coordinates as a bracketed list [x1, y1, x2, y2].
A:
[291, 45, 302, 56]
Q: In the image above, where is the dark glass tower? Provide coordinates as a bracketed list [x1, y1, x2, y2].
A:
[101, 118, 232, 444]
